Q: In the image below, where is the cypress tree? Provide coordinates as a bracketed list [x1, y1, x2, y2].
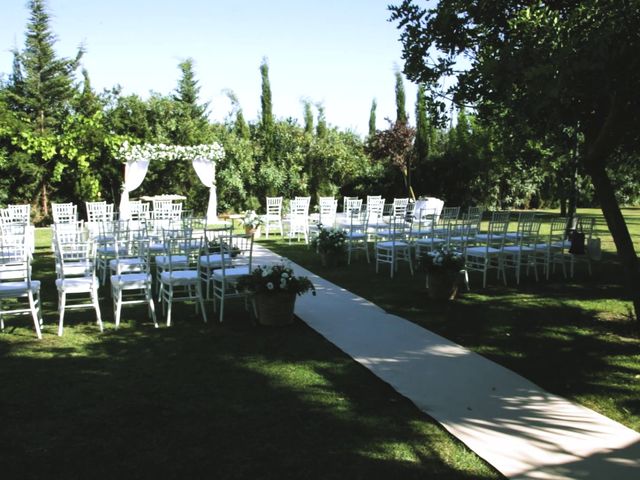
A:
[414, 84, 430, 165]
[225, 89, 249, 139]
[259, 57, 274, 133]
[316, 103, 327, 138]
[394, 69, 407, 125]
[303, 100, 314, 135]
[368, 98, 377, 137]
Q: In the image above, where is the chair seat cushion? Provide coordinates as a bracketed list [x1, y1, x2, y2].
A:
[155, 255, 188, 268]
[0, 280, 40, 296]
[199, 254, 232, 268]
[466, 246, 502, 255]
[56, 276, 98, 293]
[376, 241, 410, 249]
[160, 269, 199, 285]
[212, 265, 251, 280]
[111, 273, 151, 289]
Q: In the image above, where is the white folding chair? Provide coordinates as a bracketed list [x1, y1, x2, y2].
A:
[110, 237, 158, 329]
[465, 218, 508, 288]
[212, 233, 254, 322]
[264, 197, 284, 238]
[345, 210, 370, 265]
[159, 236, 207, 326]
[199, 225, 234, 299]
[54, 235, 102, 336]
[0, 238, 43, 339]
[375, 216, 413, 278]
[502, 218, 542, 284]
[286, 198, 310, 244]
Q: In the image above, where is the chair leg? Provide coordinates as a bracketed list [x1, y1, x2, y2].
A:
[28, 291, 42, 340]
[166, 289, 173, 327]
[58, 291, 66, 336]
[197, 284, 208, 323]
[114, 289, 122, 329]
[92, 289, 103, 332]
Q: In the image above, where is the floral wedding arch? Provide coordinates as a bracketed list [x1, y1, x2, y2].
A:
[118, 142, 225, 222]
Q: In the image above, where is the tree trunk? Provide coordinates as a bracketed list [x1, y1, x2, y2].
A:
[584, 161, 640, 321]
[582, 92, 639, 321]
[41, 182, 49, 217]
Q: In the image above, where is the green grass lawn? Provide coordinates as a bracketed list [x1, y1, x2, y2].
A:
[1, 209, 638, 479]
[266, 207, 640, 433]
[0, 228, 501, 479]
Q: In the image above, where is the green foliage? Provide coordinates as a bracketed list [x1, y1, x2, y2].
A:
[394, 69, 408, 125]
[368, 98, 377, 138]
[259, 57, 274, 134]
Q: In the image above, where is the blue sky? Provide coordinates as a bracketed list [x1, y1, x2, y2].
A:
[0, 0, 425, 136]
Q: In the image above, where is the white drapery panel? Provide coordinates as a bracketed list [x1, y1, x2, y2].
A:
[191, 156, 217, 222]
[119, 159, 150, 220]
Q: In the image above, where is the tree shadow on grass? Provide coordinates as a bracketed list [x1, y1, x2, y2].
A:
[267, 242, 640, 432]
[0, 301, 501, 480]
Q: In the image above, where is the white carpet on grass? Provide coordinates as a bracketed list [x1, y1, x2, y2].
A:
[253, 245, 640, 479]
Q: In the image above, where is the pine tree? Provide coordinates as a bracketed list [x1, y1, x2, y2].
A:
[10, 0, 82, 216]
[394, 69, 407, 125]
[18, 0, 82, 130]
[368, 98, 377, 137]
[173, 58, 208, 121]
[259, 57, 274, 133]
[172, 58, 209, 144]
[414, 84, 430, 165]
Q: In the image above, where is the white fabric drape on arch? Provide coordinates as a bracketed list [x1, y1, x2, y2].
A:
[191, 156, 217, 223]
[119, 159, 150, 220]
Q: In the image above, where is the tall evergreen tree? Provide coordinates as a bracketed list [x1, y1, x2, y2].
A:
[303, 99, 314, 135]
[394, 69, 407, 125]
[9, 0, 82, 216]
[18, 0, 82, 130]
[316, 103, 327, 138]
[259, 57, 274, 133]
[225, 90, 250, 140]
[171, 58, 209, 145]
[172, 58, 208, 121]
[414, 84, 430, 165]
[368, 98, 377, 137]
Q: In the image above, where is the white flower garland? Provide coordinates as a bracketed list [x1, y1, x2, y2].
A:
[118, 141, 225, 162]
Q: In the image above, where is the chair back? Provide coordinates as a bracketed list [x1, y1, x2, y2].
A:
[0, 240, 31, 284]
[392, 198, 410, 218]
[8, 204, 31, 224]
[342, 196, 359, 213]
[54, 237, 95, 281]
[266, 197, 283, 217]
[344, 198, 362, 216]
[318, 197, 338, 227]
[52, 203, 78, 224]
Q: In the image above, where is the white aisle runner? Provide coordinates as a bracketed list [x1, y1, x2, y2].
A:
[253, 245, 640, 479]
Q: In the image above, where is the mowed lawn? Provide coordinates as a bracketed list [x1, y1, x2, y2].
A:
[1, 228, 501, 479]
[1, 208, 639, 479]
[266, 207, 640, 433]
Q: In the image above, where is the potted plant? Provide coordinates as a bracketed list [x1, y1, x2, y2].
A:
[237, 261, 316, 326]
[242, 210, 265, 238]
[419, 247, 466, 300]
[311, 224, 347, 267]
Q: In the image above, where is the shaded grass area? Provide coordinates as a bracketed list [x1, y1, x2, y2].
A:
[0, 229, 501, 479]
[265, 208, 640, 433]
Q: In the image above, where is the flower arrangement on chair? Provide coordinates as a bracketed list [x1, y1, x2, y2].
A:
[238, 260, 316, 326]
[242, 210, 265, 232]
[237, 262, 315, 297]
[419, 247, 466, 300]
[311, 224, 347, 266]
